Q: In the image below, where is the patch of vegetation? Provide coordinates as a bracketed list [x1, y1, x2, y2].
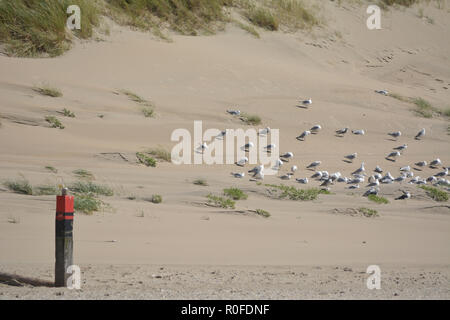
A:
[62, 108, 75, 118]
[0, 0, 99, 57]
[358, 207, 379, 217]
[34, 85, 62, 98]
[368, 194, 389, 204]
[69, 181, 114, 196]
[255, 208, 270, 218]
[265, 184, 330, 201]
[207, 194, 236, 209]
[151, 194, 162, 204]
[73, 169, 94, 179]
[121, 90, 153, 106]
[244, 6, 278, 31]
[3, 179, 33, 195]
[388, 92, 411, 103]
[420, 185, 448, 202]
[142, 107, 155, 118]
[234, 20, 260, 38]
[74, 194, 103, 215]
[45, 116, 65, 129]
[34, 185, 59, 196]
[239, 112, 261, 125]
[413, 97, 435, 118]
[193, 178, 208, 186]
[136, 152, 157, 167]
[379, 0, 419, 7]
[146, 146, 171, 162]
[224, 187, 248, 200]
[45, 166, 58, 173]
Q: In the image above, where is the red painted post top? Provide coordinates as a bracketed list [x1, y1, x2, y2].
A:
[56, 195, 74, 213]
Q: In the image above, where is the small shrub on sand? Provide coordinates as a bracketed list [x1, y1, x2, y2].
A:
[62, 108, 75, 118]
[207, 194, 235, 209]
[33, 85, 62, 98]
[420, 185, 448, 202]
[265, 184, 330, 201]
[45, 116, 64, 129]
[240, 113, 262, 125]
[45, 166, 58, 173]
[142, 107, 155, 118]
[255, 209, 270, 218]
[34, 185, 59, 196]
[74, 194, 103, 215]
[151, 194, 162, 204]
[69, 181, 114, 196]
[121, 90, 152, 106]
[73, 169, 94, 179]
[136, 152, 157, 167]
[193, 179, 208, 186]
[224, 187, 248, 200]
[358, 207, 379, 217]
[245, 7, 278, 31]
[146, 147, 171, 162]
[3, 179, 33, 195]
[368, 194, 389, 204]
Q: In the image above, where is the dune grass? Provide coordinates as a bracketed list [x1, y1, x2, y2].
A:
[234, 20, 260, 38]
[420, 185, 448, 202]
[73, 169, 95, 179]
[45, 166, 58, 173]
[121, 90, 153, 106]
[146, 146, 171, 162]
[244, 6, 278, 30]
[45, 116, 65, 129]
[193, 178, 208, 186]
[240, 112, 262, 125]
[74, 194, 103, 215]
[34, 85, 62, 98]
[62, 108, 76, 118]
[224, 187, 248, 200]
[265, 184, 330, 201]
[413, 97, 435, 118]
[368, 194, 389, 204]
[207, 194, 236, 209]
[34, 185, 59, 196]
[255, 208, 270, 218]
[69, 181, 114, 196]
[358, 207, 379, 217]
[0, 0, 99, 57]
[3, 179, 33, 195]
[136, 152, 157, 167]
[142, 107, 155, 118]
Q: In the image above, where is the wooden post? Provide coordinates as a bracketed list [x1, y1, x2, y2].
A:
[55, 187, 74, 287]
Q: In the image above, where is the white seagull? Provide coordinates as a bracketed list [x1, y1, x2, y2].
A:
[386, 151, 401, 161]
[297, 130, 311, 141]
[307, 161, 322, 170]
[310, 125, 322, 133]
[388, 131, 402, 139]
[296, 178, 309, 184]
[415, 128, 426, 140]
[352, 162, 365, 175]
[301, 98, 312, 107]
[231, 172, 245, 178]
[336, 127, 349, 135]
[430, 158, 442, 168]
[344, 153, 357, 162]
[352, 129, 365, 135]
[236, 157, 249, 166]
[280, 152, 294, 161]
[258, 127, 271, 136]
[395, 191, 411, 200]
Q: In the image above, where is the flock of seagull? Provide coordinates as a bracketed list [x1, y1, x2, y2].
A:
[217, 96, 449, 201]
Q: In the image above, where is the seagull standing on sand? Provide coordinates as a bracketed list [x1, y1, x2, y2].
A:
[231, 172, 245, 178]
[310, 125, 322, 133]
[415, 161, 427, 168]
[248, 165, 264, 177]
[375, 90, 389, 95]
[388, 131, 402, 139]
[430, 158, 442, 168]
[300, 98, 312, 107]
[374, 165, 383, 173]
[344, 153, 357, 162]
[395, 191, 411, 200]
[386, 151, 401, 161]
[352, 162, 365, 175]
[364, 187, 380, 197]
[415, 128, 426, 140]
[394, 144, 408, 152]
[296, 178, 309, 184]
[400, 166, 411, 172]
[336, 128, 349, 136]
[235, 157, 249, 166]
[227, 110, 240, 116]
[307, 161, 322, 170]
[352, 129, 365, 135]
[291, 165, 298, 173]
[297, 130, 311, 141]
[435, 167, 449, 177]
[198, 142, 208, 153]
[280, 152, 294, 161]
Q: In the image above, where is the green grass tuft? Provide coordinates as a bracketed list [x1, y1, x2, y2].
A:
[368, 194, 389, 204]
[358, 207, 379, 217]
[69, 181, 114, 196]
[224, 187, 248, 200]
[3, 179, 33, 195]
[34, 85, 62, 98]
[146, 146, 171, 162]
[420, 185, 448, 202]
[45, 166, 58, 173]
[45, 116, 65, 129]
[121, 90, 153, 106]
[74, 194, 103, 215]
[142, 107, 155, 118]
[239, 112, 261, 125]
[136, 152, 157, 167]
[255, 208, 270, 218]
[73, 169, 94, 179]
[413, 97, 435, 118]
[62, 108, 75, 118]
[193, 178, 208, 186]
[245, 7, 278, 31]
[207, 194, 236, 209]
[265, 184, 330, 201]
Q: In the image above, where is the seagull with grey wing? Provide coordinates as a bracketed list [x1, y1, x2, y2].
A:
[415, 128, 426, 140]
[395, 191, 411, 200]
[336, 127, 349, 136]
[310, 125, 321, 134]
[297, 130, 311, 141]
[280, 152, 294, 162]
[388, 131, 401, 140]
[352, 129, 365, 135]
[307, 161, 321, 170]
[386, 151, 401, 161]
[227, 110, 240, 116]
[352, 162, 365, 175]
[344, 152, 357, 162]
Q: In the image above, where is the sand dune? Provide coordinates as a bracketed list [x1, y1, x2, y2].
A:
[0, 1, 449, 299]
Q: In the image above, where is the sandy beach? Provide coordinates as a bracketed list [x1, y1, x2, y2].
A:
[1, 1, 449, 299]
